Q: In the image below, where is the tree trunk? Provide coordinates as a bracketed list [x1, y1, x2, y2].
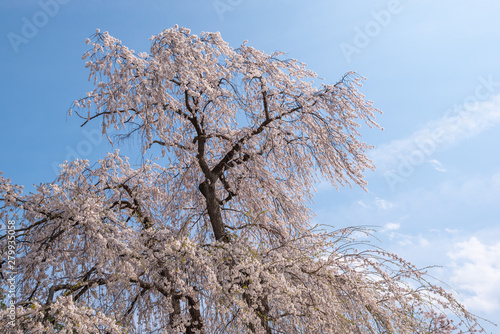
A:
[199, 180, 229, 242]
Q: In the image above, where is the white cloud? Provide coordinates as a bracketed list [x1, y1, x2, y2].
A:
[397, 234, 413, 246]
[356, 198, 394, 210]
[428, 159, 447, 172]
[386, 232, 429, 248]
[370, 94, 500, 172]
[447, 237, 500, 314]
[384, 222, 400, 231]
[418, 237, 430, 247]
[374, 198, 394, 210]
[444, 228, 458, 234]
[357, 200, 370, 209]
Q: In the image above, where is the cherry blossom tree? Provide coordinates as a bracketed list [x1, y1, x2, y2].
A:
[0, 26, 487, 333]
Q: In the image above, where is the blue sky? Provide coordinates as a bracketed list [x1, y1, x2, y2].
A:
[1, 0, 499, 331]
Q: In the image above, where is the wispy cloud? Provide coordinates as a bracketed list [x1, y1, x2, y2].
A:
[357, 200, 370, 209]
[384, 231, 429, 247]
[374, 198, 394, 210]
[428, 159, 447, 172]
[356, 198, 394, 210]
[371, 92, 500, 174]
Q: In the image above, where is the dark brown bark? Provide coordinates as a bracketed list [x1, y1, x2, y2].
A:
[186, 295, 204, 334]
[169, 294, 182, 329]
[242, 277, 272, 334]
[199, 179, 229, 243]
[159, 268, 205, 333]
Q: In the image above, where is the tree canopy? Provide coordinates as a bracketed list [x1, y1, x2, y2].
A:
[0, 26, 486, 333]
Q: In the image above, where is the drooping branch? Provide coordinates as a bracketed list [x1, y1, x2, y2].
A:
[116, 183, 153, 229]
